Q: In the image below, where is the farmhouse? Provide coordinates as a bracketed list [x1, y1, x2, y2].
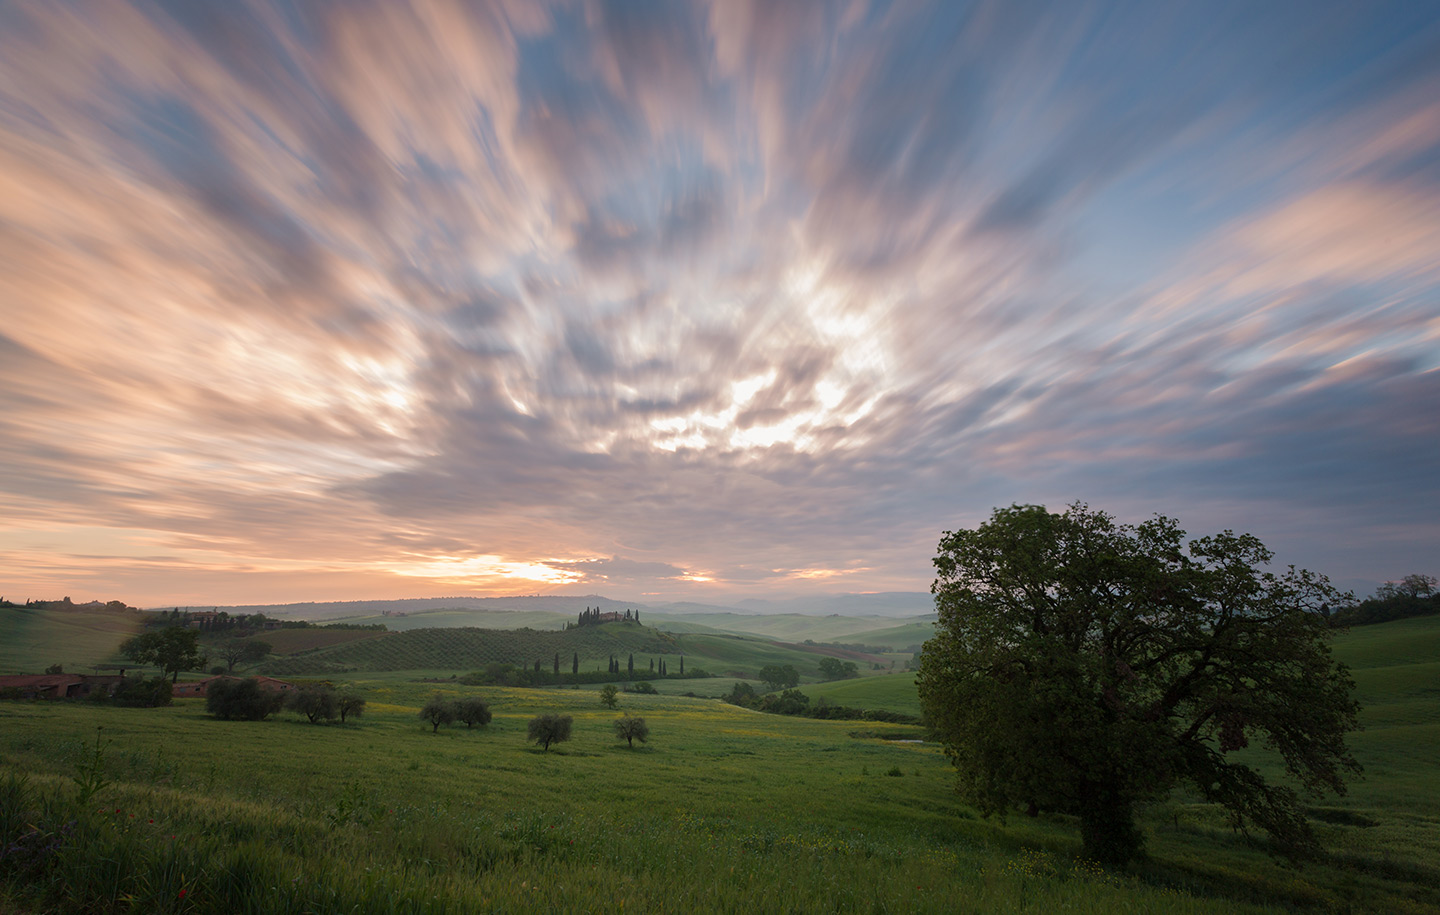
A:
[0, 673, 126, 699]
[172, 675, 294, 698]
[573, 606, 638, 627]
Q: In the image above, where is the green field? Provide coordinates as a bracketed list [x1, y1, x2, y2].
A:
[250, 623, 864, 683]
[328, 608, 574, 632]
[842, 618, 937, 650]
[646, 611, 935, 643]
[0, 685, 1334, 914]
[0, 606, 146, 673]
[0, 614, 1437, 912]
[801, 672, 924, 718]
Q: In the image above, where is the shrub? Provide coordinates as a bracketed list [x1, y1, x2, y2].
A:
[112, 676, 173, 708]
[206, 679, 281, 720]
[758, 665, 799, 690]
[759, 688, 809, 716]
[455, 696, 491, 728]
[630, 681, 657, 694]
[598, 684, 619, 709]
[724, 682, 756, 706]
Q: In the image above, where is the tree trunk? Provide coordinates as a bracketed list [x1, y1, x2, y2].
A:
[1077, 782, 1144, 866]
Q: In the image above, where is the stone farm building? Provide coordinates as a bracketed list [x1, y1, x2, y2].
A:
[0, 674, 126, 700]
[171, 675, 294, 698]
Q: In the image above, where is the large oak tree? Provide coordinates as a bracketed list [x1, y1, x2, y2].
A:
[917, 503, 1360, 865]
[120, 627, 206, 683]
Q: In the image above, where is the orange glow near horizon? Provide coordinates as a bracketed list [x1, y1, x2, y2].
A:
[2, 2, 1436, 607]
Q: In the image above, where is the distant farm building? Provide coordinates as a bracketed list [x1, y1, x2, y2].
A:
[573, 606, 638, 627]
[0, 674, 126, 700]
[172, 675, 294, 698]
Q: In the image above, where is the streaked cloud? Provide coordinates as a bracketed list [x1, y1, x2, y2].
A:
[1, 0, 1437, 605]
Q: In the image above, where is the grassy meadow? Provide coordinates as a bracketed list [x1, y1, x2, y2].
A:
[0, 605, 147, 673]
[0, 611, 1437, 912]
[801, 672, 925, 719]
[253, 623, 884, 684]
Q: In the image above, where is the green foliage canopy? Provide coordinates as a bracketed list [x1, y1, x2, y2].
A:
[216, 638, 271, 673]
[419, 693, 456, 733]
[527, 714, 573, 751]
[336, 690, 366, 723]
[120, 628, 206, 683]
[598, 684, 619, 708]
[917, 503, 1361, 865]
[455, 696, 491, 728]
[286, 684, 337, 723]
[206, 678, 282, 721]
[758, 664, 799, 691]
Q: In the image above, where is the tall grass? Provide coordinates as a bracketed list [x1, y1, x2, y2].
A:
[0, 763, 1278, 915]
[1, 616, 1438, 913]
[0, 689, 1297, 915]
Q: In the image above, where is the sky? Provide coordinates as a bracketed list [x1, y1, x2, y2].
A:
[2, 0, 1438, 608]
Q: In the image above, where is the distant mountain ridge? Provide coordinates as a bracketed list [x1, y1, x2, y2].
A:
[156, 594, 641, 620]
[731, 592, 934, 617]
[153, 592, 935, 621]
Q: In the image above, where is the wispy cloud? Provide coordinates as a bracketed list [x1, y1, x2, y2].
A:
[1, 0, 1437, 604]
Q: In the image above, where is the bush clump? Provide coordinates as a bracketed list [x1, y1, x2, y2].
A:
[206, 679, 283, 720]
[112, 676, 173, 708]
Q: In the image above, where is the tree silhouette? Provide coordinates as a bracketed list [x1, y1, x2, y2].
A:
[528, 714, 572, 751]
[614, 713, 649, 748]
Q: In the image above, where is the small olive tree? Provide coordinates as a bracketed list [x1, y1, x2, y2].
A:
[528, 713, 573, 751]
[419, 693, 457, 733]
[456, 696, 492, 728]
[614, 713, 649, 748]
[598, 684, 619, 708]
[217, 638, 272, 673]
[336, 691, 366, 723]
[758, 664, 799, 690]
[286, 684, 337, 723]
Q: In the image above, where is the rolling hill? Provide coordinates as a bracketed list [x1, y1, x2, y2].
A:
[0, 604, 147, 673]
[254, 621, 874, 682]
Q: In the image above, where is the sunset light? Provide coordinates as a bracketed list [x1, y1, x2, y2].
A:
[0, 1, 1435, 606]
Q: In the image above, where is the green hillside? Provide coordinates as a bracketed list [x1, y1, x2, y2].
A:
[1324, 615, 1440, 848]
[1, 613, 1438, 912]
[794, 615, 1440, 729]
[801, 672, 923, 717]
[647, 611, 933, 643]
[0, 607, 899, 684]
[260, 624, 859, 681]
[842, 618, 936, 650]
[3, 682, 1313, 915]
[0, 605, 146, 673]
[332, 608, 573, 631]
[259, 623, 679, 675]
[669, 632, 863, 679]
